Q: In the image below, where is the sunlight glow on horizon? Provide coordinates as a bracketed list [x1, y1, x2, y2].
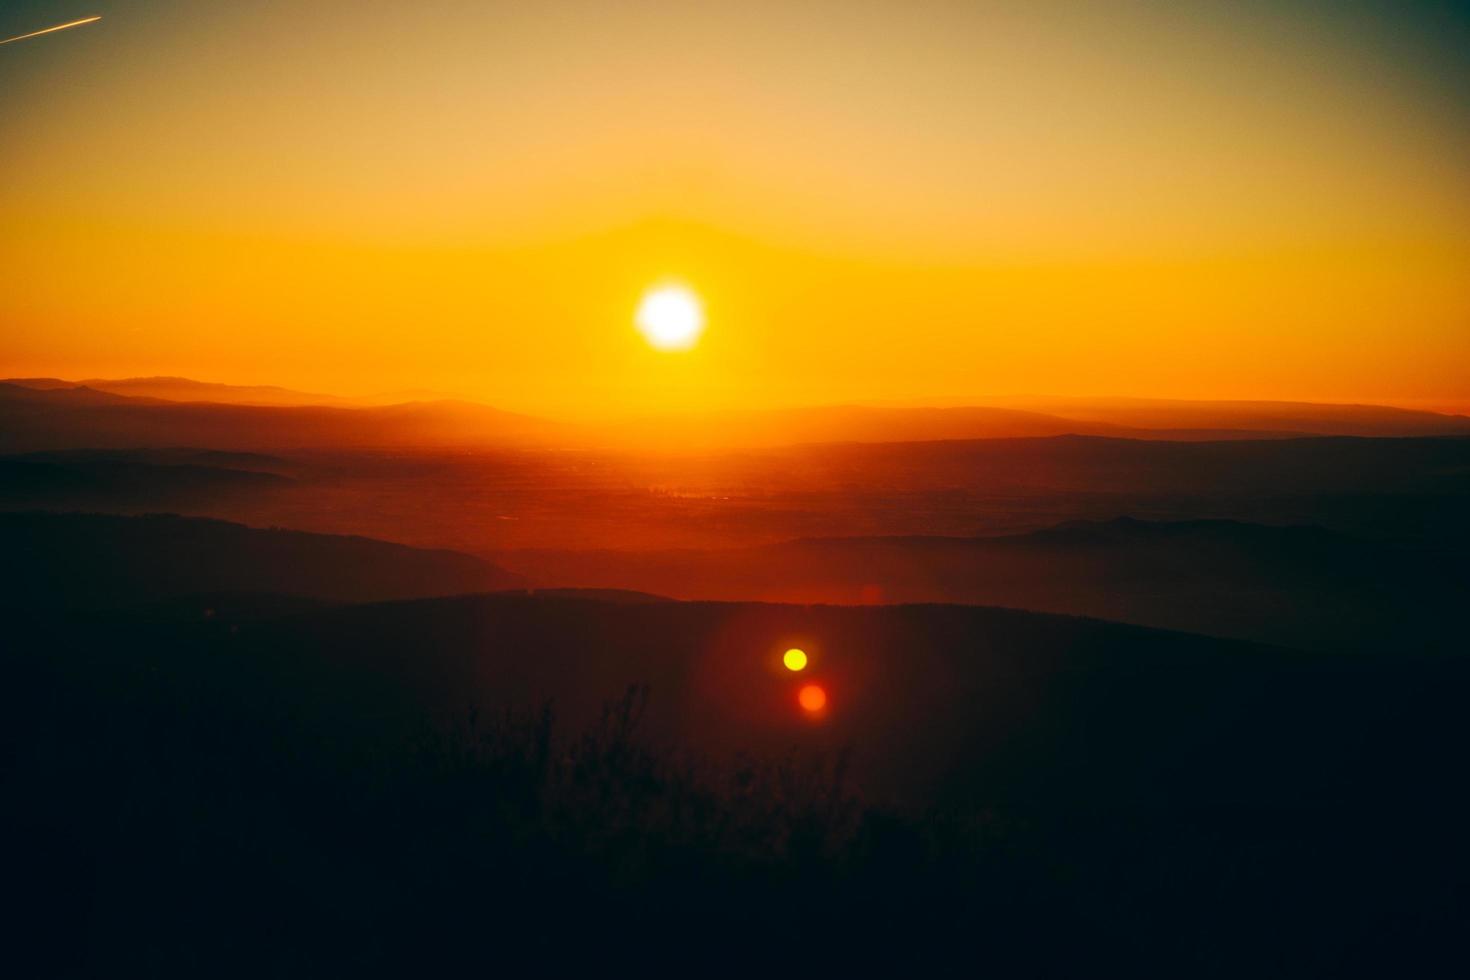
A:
[2, 2, 1467, 412]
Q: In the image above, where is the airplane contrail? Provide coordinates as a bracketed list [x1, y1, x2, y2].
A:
[0, 15, 101, 46]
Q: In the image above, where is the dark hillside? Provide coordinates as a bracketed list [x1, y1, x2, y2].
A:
[5, 593, 1464, 975]
[0, 512, 522, 608]
[501, 517, 1470, 652]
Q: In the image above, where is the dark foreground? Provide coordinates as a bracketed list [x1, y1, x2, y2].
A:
[4, 593, 1466, 977]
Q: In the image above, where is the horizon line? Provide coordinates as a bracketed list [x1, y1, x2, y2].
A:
[2, 373, 1467, 421]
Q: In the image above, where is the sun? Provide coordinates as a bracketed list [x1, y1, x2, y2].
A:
[635, 284, 704, 351]
[783, 648, 808, 672]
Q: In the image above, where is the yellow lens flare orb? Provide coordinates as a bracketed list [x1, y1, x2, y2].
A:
[783, 648, 808, 672]
[635, 284, 704, 351]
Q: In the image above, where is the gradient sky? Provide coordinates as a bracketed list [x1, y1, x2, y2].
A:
[3, 1, 1468, 416]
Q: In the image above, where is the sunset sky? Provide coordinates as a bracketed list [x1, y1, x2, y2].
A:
[3, 1, 1467, 417]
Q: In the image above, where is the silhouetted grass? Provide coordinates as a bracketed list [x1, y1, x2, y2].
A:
[4, 605, 1465, 978]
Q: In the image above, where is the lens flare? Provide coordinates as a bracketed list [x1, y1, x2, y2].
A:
[783, 648, 808, 671]
[798, 684, 827, 713]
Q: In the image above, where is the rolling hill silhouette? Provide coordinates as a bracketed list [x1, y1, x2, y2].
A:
[0, 511, 522, 608]
[750, 432, 1470, 496]
[500, 517, 1469, 652]
[11, 447, 291, 470]
[0, 452, 294, 510]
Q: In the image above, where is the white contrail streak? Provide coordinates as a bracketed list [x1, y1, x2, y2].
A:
[0, 15, 101, 46]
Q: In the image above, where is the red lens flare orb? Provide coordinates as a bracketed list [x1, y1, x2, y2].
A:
[798, 684, 827, 714]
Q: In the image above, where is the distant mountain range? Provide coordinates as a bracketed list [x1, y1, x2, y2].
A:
[5, 377, 1468, 452]
[0, 382, 561, 452]
[6, 376, 359, 407]
[977, 395, 1470, 437]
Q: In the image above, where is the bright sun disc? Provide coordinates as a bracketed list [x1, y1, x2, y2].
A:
[636, 285, 704, 350]
[798, 684, 827, 713]
[783, 648, 808, 671]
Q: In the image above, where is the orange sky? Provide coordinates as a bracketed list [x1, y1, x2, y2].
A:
[2, 1, 1468, 418]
